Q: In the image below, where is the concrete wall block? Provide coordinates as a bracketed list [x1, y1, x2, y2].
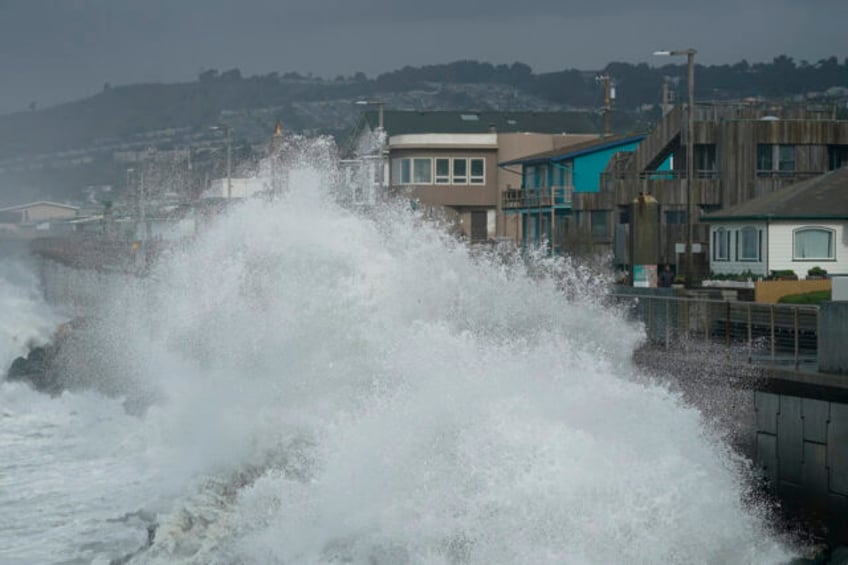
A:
[819, 302, 848, 374]
[802, 398, 830, 444]
[827, 403, 848, 496]
[778, 395, 804, 484]
[755, 391, 780, 434]
[802, 441, 829, 496]
[757, 432, 779, 487]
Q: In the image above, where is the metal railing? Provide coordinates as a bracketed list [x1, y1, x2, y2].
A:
[502, 185, 574, 210]
[610, 293, 819, 371]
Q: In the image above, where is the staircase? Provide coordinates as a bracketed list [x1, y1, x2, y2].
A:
[631, 106, 683, 173]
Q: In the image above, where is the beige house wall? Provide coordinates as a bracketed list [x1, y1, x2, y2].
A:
[387, 133, 599, 242]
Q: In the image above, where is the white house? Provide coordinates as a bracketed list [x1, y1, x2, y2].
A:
[703, 168, 848, 279]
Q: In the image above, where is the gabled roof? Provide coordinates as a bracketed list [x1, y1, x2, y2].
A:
[0, 201, 79, 212]
[703, 168, 848, 221]
[498, 133, 646, 167]
[357, 110, 599, 136]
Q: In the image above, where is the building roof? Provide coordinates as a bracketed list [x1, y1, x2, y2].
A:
[703, 168, 848, 221]
[0, 201, 79, 212]
[358, 110, 600, 137]
[498, 133, 646, 167]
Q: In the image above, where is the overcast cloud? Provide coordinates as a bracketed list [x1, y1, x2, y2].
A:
[0, 0, 845, 114]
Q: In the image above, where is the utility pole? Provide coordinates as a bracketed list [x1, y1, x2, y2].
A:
[596, 73, 614, 137]
[654, 48, 697, 288]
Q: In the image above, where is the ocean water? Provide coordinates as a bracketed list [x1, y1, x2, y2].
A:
[0, 149, 794, 563]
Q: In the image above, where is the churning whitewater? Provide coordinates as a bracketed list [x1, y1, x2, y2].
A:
[1, 147, 792, 563]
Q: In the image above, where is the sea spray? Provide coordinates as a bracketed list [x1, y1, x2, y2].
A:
[2, 140, 794, 563]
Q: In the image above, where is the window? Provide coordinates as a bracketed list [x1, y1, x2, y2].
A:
[694, 144, 716, 172]
[665, 210, 687, 225]
[591, 211, 609, 239]
[737, 226, 761, 261]
[713, 227, 729, 261]
[392, 158, 411, 184]
[412, 158, 432, 183]
[794, 227, 835, 260]
[435, 158, 450, 184]
[523, 165, 536, 188]
[756, 145, 773, 172]
[757, 144, 796, 175]
[828, 145, 848, 170]
[470, 158, 485, 184]
[453, 159, 467, 184]
[778, 145, 795, 173]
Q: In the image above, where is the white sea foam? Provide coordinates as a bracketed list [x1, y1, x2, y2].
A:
[0, 143, 793, 563]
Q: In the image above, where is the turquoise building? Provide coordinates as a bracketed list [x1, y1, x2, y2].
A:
[500, 134, 670, 251]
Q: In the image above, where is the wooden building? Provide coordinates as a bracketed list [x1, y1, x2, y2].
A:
[592, 103, 848, 273]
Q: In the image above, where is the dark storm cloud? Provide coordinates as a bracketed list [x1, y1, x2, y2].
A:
[0, 0, 845, 114]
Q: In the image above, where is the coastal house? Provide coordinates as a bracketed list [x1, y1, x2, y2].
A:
[497, 134, 656, 253]
[0, 201, 79, 237]
[346, 110, 604, 242]
[703, 167, 848, 279]
[595, 103, 848, 272]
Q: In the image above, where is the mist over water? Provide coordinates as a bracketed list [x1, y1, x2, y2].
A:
[1, 143, 794, 563]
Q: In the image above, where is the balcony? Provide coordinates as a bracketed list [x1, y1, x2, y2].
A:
[502, 185, 574, 212]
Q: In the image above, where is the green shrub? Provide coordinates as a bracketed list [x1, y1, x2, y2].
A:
[807, 266, 828, 277]
[778, 289, 832, 304]
[769, 269, 798, 280]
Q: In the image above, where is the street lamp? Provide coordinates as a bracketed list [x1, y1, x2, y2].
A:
[210, 125, 232, 200]
[355, 99, 384, 131]
[654, 48, 697, 288]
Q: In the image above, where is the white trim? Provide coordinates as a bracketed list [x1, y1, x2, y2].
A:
[792, 226, 836, 261]
[434, 157, 451, 185]
[389, 133, 498, 148]
[452, 158, 468, 185]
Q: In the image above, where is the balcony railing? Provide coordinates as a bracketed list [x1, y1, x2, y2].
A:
[502, 185, 574, 210]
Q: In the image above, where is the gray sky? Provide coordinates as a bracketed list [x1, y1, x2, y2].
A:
[0, 0, 846, 114]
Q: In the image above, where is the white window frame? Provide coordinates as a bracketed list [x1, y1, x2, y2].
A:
[434, 158, 451, 185]
[392, 158, 411, 184]
[469, 158, 485, 185]
[713, 227, 729, 261]
[452, 158, 468, 184]
[793, 227, 835, 261]
[737, 226, 761, 262]
[412, 158, 432, 184]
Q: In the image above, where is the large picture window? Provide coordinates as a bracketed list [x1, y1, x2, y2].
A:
[794, 227, 835, 260]
[392, 155, 486, 186]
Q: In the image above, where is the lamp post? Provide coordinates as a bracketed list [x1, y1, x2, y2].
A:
[654, 48, 697, 288]
[210, 125, 232, 200]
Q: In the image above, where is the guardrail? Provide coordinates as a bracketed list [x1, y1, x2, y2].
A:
[609, 293, 819, 370]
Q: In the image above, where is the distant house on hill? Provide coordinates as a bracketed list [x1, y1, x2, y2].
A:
[345, 110, 604, 242]
[703, 167, 848, 278]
